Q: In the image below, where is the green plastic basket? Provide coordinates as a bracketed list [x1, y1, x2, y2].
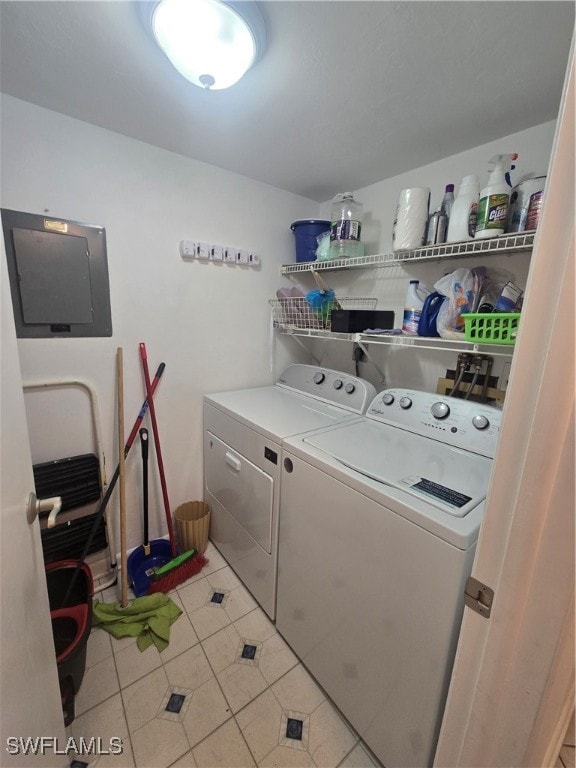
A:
[462, 313, 520, 345]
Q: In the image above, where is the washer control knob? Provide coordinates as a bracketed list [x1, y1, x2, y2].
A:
[399, 396, 412, 410]
[382, 393, 395, 405]
[313, 372, 325, 385]
[472, 414, 490, 430]
[431, 401, 450, 420]
[345, 383, 356, 394]
[333, 379, 343, 390]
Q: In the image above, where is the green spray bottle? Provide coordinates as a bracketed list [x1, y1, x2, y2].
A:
[475, 153, 518, 239]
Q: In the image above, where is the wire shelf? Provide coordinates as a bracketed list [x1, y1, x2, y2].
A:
[270, 296, 377, 331]
[280, 231, 535, 274]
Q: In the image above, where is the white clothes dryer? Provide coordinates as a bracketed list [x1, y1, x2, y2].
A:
[276, 388, 502, 768]
[203, 364, 376, 619]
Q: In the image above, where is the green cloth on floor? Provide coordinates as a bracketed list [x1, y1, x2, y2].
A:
[92, 593, 182, 652]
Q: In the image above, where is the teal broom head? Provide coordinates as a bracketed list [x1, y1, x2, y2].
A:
[306, 288, 337, 327]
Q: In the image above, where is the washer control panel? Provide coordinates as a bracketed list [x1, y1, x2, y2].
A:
[367, 389, 502, 458]
[277, 364, 377, 414]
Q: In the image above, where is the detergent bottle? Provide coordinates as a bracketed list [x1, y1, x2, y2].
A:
[475, 153, 518, 239]
[402, 280, 428, 335]
[447, 174, 480, 242]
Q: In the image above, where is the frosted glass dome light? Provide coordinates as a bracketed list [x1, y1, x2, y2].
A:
[151, 0, 265, 90]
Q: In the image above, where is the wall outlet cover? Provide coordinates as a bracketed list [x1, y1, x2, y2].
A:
[180, 240, 196, 259]
[235, 250, 250, 264]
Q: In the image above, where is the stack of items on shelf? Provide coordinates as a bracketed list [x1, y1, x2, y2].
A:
[402, 268, 523, 345]
[392, 152, 546, 251]
[290, 193, 365, 264]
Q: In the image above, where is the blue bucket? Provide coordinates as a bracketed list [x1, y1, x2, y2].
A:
[290, 219, 331, 263]
[127, 539, 174, 597]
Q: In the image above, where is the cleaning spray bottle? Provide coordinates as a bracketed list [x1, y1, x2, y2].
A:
[475, 153, 518, 239]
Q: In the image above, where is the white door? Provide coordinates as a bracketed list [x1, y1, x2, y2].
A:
[0, 241, 66, 766]
[434, 44, 575, 767]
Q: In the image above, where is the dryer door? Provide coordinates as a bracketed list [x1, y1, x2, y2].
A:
[205, 431, 274, 553]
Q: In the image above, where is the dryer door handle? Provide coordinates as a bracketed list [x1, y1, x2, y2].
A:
[225, 451, 242, 472]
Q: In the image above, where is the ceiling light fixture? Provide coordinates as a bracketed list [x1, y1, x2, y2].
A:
[151, 0, 266, 90]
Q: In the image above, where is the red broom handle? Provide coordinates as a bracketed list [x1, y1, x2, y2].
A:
[139, 342, 177, 556]
[125, 363, 165, 455]
[59, 362, 166, 609]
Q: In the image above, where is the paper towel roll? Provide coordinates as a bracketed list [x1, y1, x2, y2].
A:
[392, 188, 430, 251]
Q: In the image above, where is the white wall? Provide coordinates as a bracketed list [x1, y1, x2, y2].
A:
[0, 95, 317, 553]
[312, 121, 556, 391]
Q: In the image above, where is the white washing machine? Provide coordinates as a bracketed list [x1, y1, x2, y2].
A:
[203, 364, 376, 620]
[276, 388, 502, 768]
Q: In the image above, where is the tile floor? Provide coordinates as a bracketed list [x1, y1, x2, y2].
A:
[68, 544, 379, 768]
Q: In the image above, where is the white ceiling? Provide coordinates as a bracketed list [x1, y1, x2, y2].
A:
[0, 1, 574, 201]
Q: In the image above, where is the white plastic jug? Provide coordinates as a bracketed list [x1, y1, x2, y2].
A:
[447, 175, 480, 242]
[402, 280, 428, 335]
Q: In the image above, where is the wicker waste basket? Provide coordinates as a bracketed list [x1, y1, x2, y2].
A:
[174, 501, 211, 555]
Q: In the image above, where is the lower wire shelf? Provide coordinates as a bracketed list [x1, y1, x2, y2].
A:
[275, 327, 516, 357]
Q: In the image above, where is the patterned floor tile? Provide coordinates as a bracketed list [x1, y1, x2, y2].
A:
[198, 546, 228, 576]
[181, 677, 232, 748]
[201, 623, 242, 674]
[91, 742, 136, 768]
[158, 686, 193, 722]
[159, 611, 200, 663]
[69, 693, 130, 766]
[74, 654, 120, 716]
[113, 636, 162, 689]
[338, 742, 379, 767]
[307, 699, 358, 767]
[64, 543, 377, 768]
[186, 601, 233, 641]
[130, 717, 189, 768]
[235, 688, 284, 764]
[279, 710, 309, 751]
[206, 565, 242, 592]
[223, 584, 259, 622]
[121, 666, 170, 733]
[163, 644, 214, 692]
[258, 744, 316, 767]
[85, 627, 113, 667]
[258, 630, 299, 685]
[178, 578, 213, 615]
[169, 750, 197, 767]
[234, 607, 277, 643]
[271, 664, 325, 714]
[215, 654, 269, 713]
[192, 718, 255, 768]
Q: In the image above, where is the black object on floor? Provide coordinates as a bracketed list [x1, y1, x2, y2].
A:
[46, 560, 93, 726]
